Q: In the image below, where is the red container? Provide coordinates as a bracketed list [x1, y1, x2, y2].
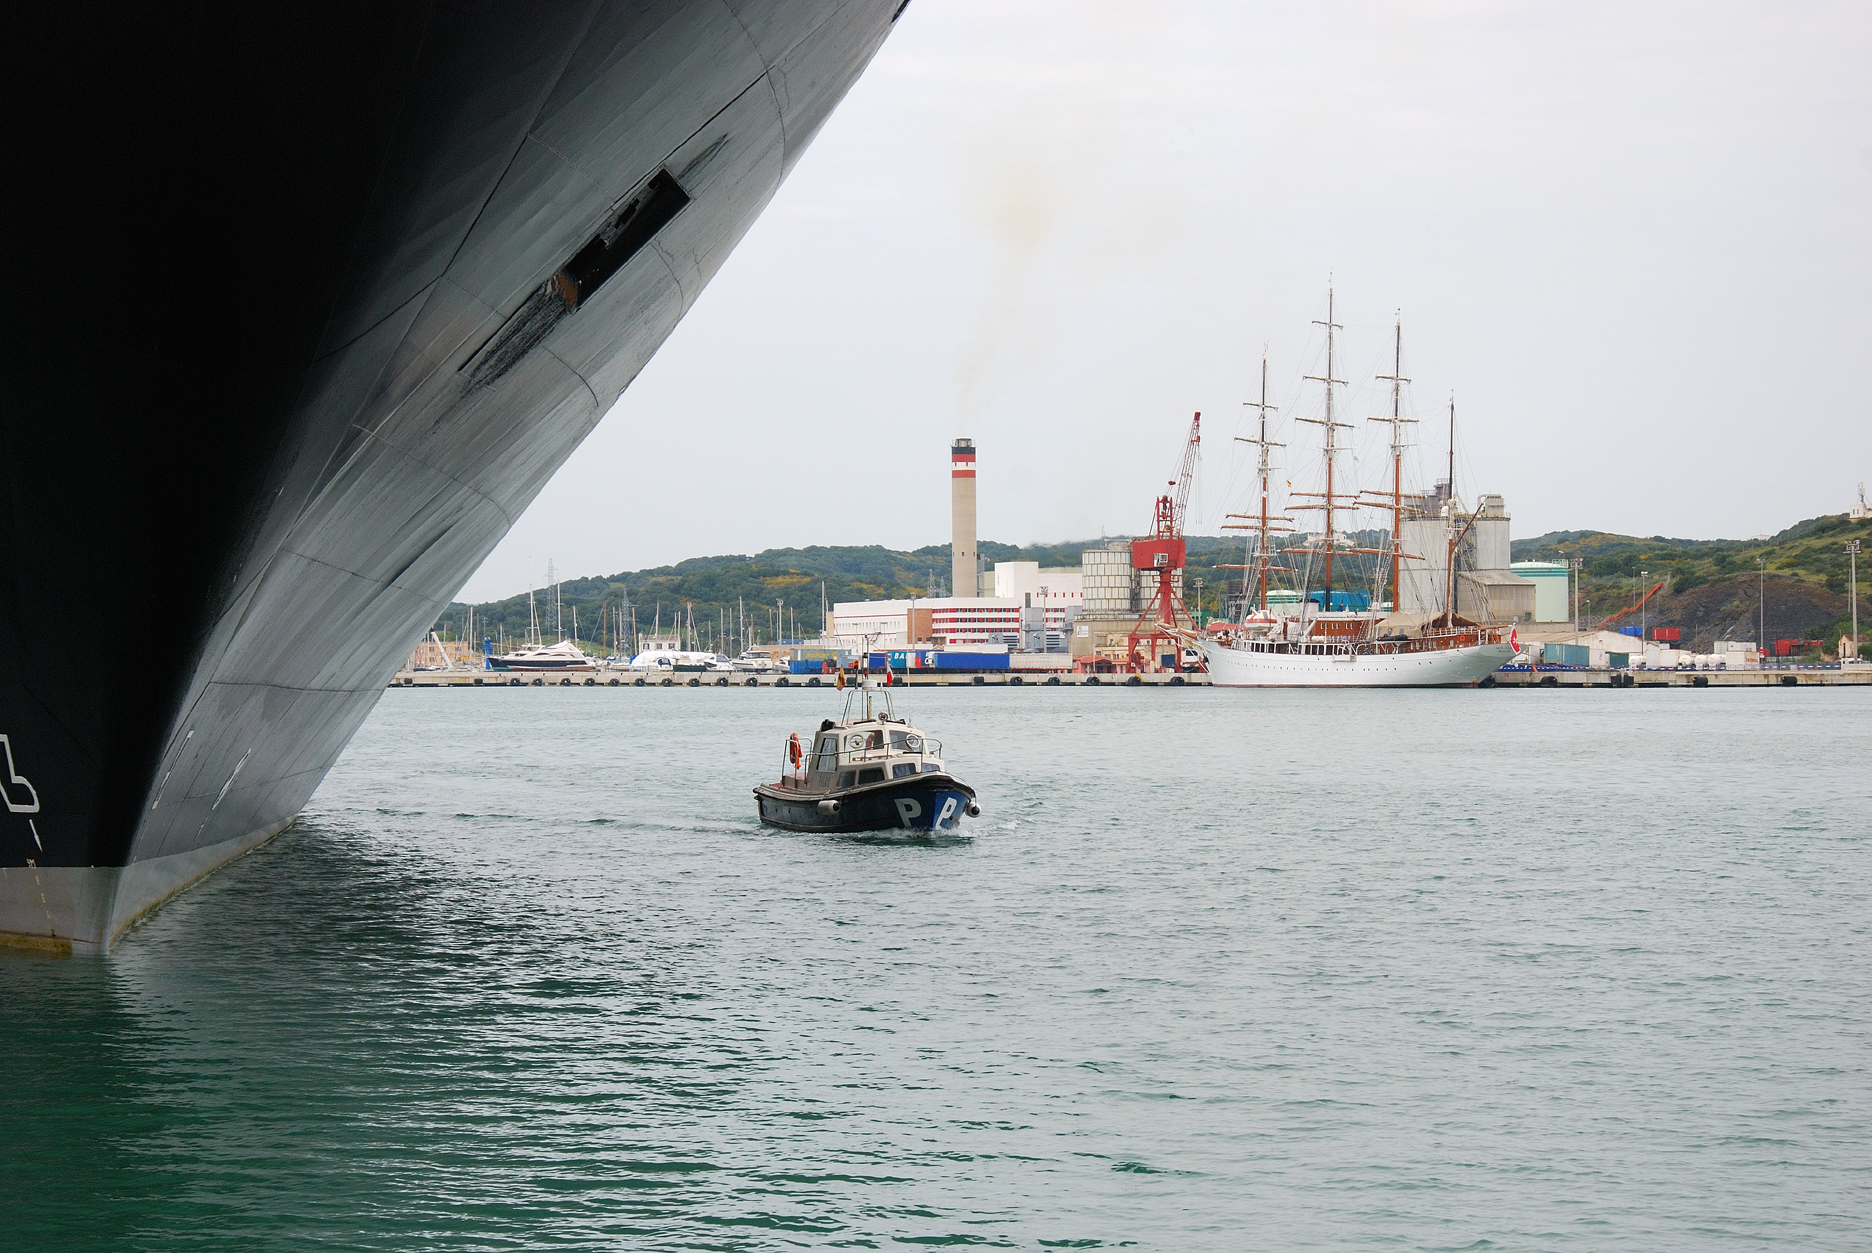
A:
[1651, 627, 1681, 642]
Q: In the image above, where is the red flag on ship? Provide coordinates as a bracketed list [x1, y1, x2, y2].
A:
[1510, 627, 1520, 654]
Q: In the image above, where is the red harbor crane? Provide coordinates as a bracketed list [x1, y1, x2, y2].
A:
[1127, 412, 1201, 672]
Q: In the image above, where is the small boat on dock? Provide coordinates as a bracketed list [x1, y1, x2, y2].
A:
[754, 677, 979, 834]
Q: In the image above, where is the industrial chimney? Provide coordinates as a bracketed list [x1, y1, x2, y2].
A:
[951, 438, 976, 598]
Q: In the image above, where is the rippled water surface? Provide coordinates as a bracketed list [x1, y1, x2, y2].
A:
[6, 685, 1871, 1250]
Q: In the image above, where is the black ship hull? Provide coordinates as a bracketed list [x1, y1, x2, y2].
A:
[0, 2, 903, 952]
[754, 774, 978, 833]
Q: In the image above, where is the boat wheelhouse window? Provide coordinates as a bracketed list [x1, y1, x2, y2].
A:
[892, 763, 918, 779]
[837, 771, 856, 788]
[921, 763, 940, 773]
[857, 767, 886, 784]
[815, 736, 839, 771]
[888, 730, 923, 751]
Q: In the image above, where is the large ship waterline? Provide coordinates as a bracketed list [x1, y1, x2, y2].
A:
[0, 2, 905, 953]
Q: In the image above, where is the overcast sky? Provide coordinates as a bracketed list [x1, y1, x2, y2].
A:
[459, 0, 1871, 602]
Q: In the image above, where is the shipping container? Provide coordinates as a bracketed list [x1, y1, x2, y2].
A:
[1546, 643, 1590, 667]
[1619, 625, 1643, 637]
[1651, 627, 1681, 642]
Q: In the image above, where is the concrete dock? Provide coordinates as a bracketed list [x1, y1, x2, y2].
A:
[391, 669, 1207, 688]
[390, 667, 1869, 689]
[1486, 666, 1871, 688]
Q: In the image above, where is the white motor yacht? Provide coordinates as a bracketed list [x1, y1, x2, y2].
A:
[487, 639, 595, 672]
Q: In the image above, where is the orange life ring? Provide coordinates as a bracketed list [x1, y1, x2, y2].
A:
[788, 733, 803, 767]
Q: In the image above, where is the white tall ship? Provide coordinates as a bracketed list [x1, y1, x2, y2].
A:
[1203, 296, 1514, 688]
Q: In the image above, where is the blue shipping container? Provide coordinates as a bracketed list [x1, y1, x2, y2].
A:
[935, 652, 1008, 671]
[1619, 625, 1643, 637]
[865, 650, 1008, 672]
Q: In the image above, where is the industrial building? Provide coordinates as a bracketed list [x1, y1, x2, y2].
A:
[1510, 561, 1572, 623]
[828, 594, 1072, 653]
[1397, 493, 1537, 624]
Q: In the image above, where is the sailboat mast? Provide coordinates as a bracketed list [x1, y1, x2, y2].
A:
[1304, 288, 1347, 609]
[1258, 357, 1271, 611]
[1374, 316, 1413, 614]
[1230, 355, 1285, 618]
[1447, 395, 1456, 509]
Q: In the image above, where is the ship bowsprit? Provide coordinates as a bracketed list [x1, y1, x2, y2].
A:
[0, 1, 909, 953]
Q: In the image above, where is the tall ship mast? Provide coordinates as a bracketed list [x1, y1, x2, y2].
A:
[1224, 355, 1291, 617]
[1202, 292, 1514, 687]
[1289, 289, 1355, 610]
[0, 3, 909, 953]
[1360, 316, 1418, 613]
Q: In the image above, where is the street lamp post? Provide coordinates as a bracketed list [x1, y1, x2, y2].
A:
[1848, 539, 1862, 662]
[1569, 556, 1583, 644]
[1758, 557, 1766, 662]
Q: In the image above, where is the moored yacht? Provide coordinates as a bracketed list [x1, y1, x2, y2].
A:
[486, 639, 595, 672]
[754, 679, 979, 834]
[1203, 614, 1513, 687]
[629, 637, 733, 672]
[1209, 294, 1515, 688]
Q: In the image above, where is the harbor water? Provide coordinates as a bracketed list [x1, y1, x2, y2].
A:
[6, 687, 1870, 1250]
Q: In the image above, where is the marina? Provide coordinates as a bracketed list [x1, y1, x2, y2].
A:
[388, 665, 1870, 688]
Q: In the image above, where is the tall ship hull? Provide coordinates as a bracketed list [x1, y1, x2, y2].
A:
[1201, 637, 1514, 688]
[0, 2, 905, 953]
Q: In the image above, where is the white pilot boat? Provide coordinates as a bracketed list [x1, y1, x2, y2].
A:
[754, 678, 979, 834]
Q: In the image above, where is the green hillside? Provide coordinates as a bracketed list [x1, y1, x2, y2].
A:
[1511, 511, 1871, 652]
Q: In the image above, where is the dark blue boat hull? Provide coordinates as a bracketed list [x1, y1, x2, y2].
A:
[755, 775, 977, 834]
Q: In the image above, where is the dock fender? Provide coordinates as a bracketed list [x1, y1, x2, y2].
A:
[745, 677, 758, 687]
[965, 802, 981, 818]
[816, 799, 841, 815]
[634, 677, 646, 687]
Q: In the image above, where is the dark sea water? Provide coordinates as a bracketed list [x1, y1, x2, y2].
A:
[6, 685, 1871, 1251]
